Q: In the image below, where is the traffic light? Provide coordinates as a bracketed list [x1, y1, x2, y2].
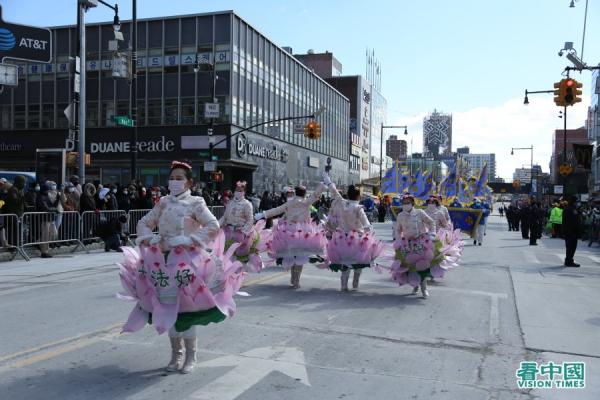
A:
[564, 78, 575, 105]
[561, 78, 582, 106]
[304, 121, 321, 139]
[554, 80, 565, 106]
[573, 79, 583, 104]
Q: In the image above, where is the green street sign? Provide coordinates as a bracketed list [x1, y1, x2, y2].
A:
[111, 115, 135, 127]
[198, 151, 210, 158]
[211, 155, 219, 161]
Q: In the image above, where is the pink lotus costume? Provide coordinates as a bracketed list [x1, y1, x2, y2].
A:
[261, 183, 327, 288]
[118, 185, 245, 373]
[219, 181, 269, 273]
[390, 197, 461, 298]
[323, 183, 384, 291]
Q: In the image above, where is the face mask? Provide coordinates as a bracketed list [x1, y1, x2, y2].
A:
[123, 190, 128, 195]
[49, 185, 57, 191]
[168, 180, 187, 195]
[112, 189, 117, 194]
[286, 196, 294, 202]
[34, 186, 40, 192]
[427, 203, 436, 209]
[234, 191, 244, 200]
[403, 204, 413, 212]
[67, 187, 73, 193]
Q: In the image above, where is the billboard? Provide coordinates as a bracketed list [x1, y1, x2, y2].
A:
[0, 6, 52, 63]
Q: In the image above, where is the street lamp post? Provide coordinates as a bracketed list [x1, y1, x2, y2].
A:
[77, 0, 120, 182]
[129, 0, 138, 183]
[511, 146, 534, 196]
[379, 123, 408, 188]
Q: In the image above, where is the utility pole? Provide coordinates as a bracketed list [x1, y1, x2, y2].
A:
[130, 0, 138, 183]
[563, 105, 568, 194]
[78, 2, 87, 181]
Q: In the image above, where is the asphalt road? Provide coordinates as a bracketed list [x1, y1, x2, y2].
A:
[1, 211, 599, 400]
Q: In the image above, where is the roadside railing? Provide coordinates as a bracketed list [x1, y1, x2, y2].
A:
[0, 205, 228, 261]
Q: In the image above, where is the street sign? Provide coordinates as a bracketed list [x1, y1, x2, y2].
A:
[0, 63, 17, 86]
[559, 163, 573, 176]
[198, 151, 210, 158]
[204, 161, 217, 172]
[111, 115, 135, 127]
[204, 103, 220, 118]
[73, 73, 80, 93]
[112, 53, 129, 78]
[554, 185, 564, 195]
[0, 6, 52, 63]
[293, 122, 305, 134]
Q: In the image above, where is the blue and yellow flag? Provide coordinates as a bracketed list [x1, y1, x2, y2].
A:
[440, 163, 458, 198]
[474, 163, 489, 198]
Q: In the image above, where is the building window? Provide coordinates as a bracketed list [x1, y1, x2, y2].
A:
[28, 104, 40, 129]
[181, 98, 194, 125]
[136, 100, 146, 126]
[41, 104, 54, 129]
[147, 100, 162, 125]
[102, 101, 115, 127]
[14, 105, 25, 129]
[86, 102, 99, 128]
[165, 99, 178, 125]
[0, 105, 11, 130]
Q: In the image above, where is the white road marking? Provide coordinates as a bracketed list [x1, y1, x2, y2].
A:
[188, 346, 310, 400]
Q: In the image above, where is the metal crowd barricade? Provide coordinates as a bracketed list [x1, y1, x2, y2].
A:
[80, 210, 127, 245]
[126, 209, 153, 239]
[209, 206, 225, 220]
[0, 213, 28, 261]
[20, 211, 84, 257]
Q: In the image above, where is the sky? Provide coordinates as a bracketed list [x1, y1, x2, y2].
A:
[3, 0, 598, 180]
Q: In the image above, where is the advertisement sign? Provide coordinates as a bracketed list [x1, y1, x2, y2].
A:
[0, 6, 52, 63]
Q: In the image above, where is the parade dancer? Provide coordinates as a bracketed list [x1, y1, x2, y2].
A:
[254, 181, 327, 289]
[323, 174, 383, 291]
[118, 161, 245, 374]
[219, 181, 268, 272]
[390, 195, 462, 299]
[425, 196, 449, 231]
[437, 195, 452, 227]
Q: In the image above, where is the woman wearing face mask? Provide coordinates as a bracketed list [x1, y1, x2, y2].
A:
[119, 161, 245, 374]
[424, 196, 448, 231]
[323, 174, 384, 292]
[391, 194, 461, 298]
[254, 180, 327, 289]
[218, 181, 268, 272]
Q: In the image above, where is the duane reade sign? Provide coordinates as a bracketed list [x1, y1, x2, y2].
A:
[90, 136, 175, 154]
[0, 6, 52, 63]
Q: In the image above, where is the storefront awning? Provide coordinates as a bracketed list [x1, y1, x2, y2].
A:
[216, 159, 258, 170]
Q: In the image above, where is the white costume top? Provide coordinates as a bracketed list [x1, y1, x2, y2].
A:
[219, 196, 254, 233]
[264, 183, 326, 223]
[136, 190, 219, 252]
[439, 205, 451, 224]
[326, 196, 344, 233]
[424, 205, 448, 231]
[395, 208, 435, 240]
[328, 183, 372, 233]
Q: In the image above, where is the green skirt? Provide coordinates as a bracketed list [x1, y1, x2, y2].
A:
[328, 264, 370, 272]
[148, 307, 227, 332]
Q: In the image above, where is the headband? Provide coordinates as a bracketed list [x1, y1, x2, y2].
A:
[171, 160, 192, 170]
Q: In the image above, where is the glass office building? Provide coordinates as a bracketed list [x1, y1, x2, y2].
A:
[0, 11, 350, 193]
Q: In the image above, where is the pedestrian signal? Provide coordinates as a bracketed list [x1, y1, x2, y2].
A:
[304, 121, 321, 139]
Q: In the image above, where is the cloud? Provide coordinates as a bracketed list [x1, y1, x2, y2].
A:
[391, 97, 590, 180]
